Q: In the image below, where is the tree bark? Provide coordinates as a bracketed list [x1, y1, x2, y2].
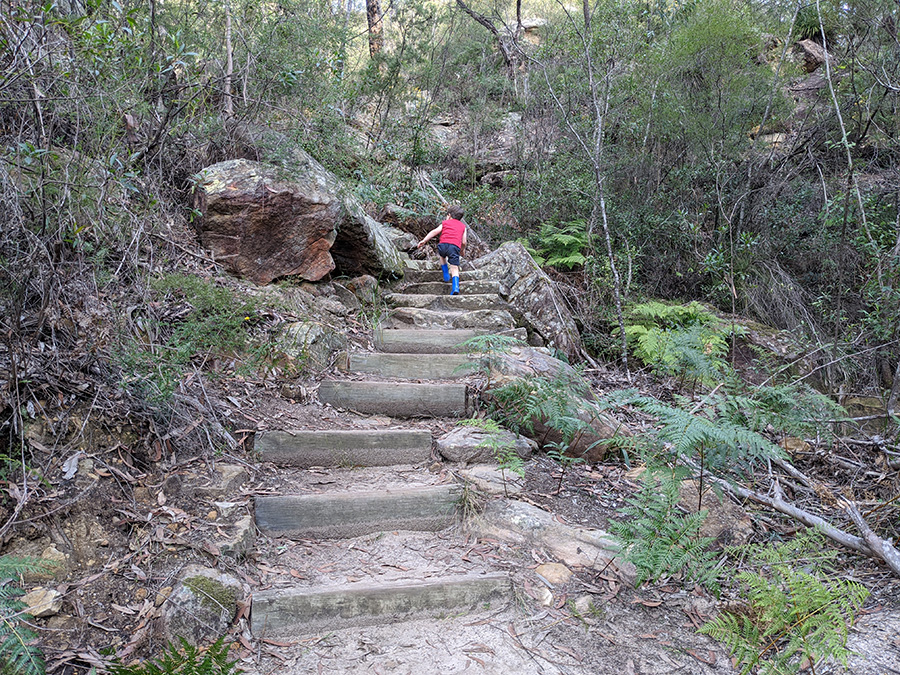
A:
[224, 1, 234, 117]
[366, 0, 384, 58]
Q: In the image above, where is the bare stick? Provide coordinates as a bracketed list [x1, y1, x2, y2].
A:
[843, 501, 900, 576]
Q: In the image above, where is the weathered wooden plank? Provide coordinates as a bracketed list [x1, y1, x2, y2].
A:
[256, 429, 432, 467]
[338, 352, 474, 379]
[251, 573, 511, 637]
[318, 381, 469, 417]
[375, 328, 526, 354]
[254, 485, 460, 539]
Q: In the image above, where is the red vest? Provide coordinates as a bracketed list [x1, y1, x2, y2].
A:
[439, 218, 466, 248]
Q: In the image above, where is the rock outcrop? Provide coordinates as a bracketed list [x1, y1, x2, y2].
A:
[473, 242, 582, 360]
[195, 154, 406, 284]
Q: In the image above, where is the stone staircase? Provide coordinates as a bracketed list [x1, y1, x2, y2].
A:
[249, 264, 519, 639]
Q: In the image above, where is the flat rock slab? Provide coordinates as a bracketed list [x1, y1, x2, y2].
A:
[338, 352, 475, 379]
[251, 573, 511, 637]
[255, 485, 460, 539]
[400, 280, 502, 296]
[386, 293, 508, 312]
[376, 328, 527, 354]
[389, 307, 517, 331]
[318, 380, 469, 417]
[474, 499, 636, 585]
[402, 268, 491, 284]
[256, 429, 432, 467]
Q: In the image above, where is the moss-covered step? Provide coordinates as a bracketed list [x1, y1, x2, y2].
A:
[251, 573, 511, 637]
[318, 380, 469, 417]
[385, 293, 508, 312]
[255, 429, 432, 467]
[374, 328, 527, 353]
[336, 352, 474, 379]
[254, 485, 460, 539]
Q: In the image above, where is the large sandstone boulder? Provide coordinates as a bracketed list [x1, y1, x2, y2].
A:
[195, 154, 406, 284]
[795, 38, 828, 73]
[473, 242, 582, 360]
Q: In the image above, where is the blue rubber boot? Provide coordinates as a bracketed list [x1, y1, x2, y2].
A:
[441, 264, 450, 282]
[451, 276, 460, 295]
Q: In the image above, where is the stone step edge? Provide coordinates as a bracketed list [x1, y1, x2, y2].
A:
[251, 573, 512, 638]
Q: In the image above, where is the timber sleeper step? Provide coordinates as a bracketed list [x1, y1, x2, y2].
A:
[337, 352, 474, 380]
[255, 429, 432, 467]
[254, 484, 460, 539]
[375, 328, 527, 354]
[402, 268, 491, 284]
[318, 380, 470, 417]
[251, 572, 512, 638]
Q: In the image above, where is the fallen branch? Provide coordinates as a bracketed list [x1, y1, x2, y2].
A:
[685, 459, 874, 557]
[842, 501, 900, 577]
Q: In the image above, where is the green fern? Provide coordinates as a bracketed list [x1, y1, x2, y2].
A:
[609, 468, 720, 591]
[608, 389, 786, 473]
[0, 555, 59, 675]
[700, 529, 869, 675]
[531, 220, 591, 270]
[624, 301, 742, 386]
[455, 334, 527, 390]
[107, 637, 242, 675]
[490, 372, 593, 446]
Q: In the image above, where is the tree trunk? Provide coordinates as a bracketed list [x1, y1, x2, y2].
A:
[366, 0, 384, 58]
[224, 1, 234, 117]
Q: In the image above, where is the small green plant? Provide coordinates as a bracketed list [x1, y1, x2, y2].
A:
[545, 441, 585, 493]
[1, 555, 59, 675]
[609, 469, 720, 592]
[106, 637, 242, 675]
[458, 418, 524, 497]
[700, 529, 869, 675]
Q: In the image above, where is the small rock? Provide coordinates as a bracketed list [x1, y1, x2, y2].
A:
[207, 511, 218, 520]
[218, 515, 255, 560]
[535, 562, 572, 585]
[156, 586, 173, 607]
[536, 586, 554, 607]
[22, 588, 63, 618]
[572, 594, 601, 623]
[437, 426, 534, 464]
[213, 501, 240, 518]
[135, 588, 148, 601]
[159, 565, 242, 646]
[458, 465, 523, 496]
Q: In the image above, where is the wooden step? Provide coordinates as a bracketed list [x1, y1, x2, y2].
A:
[375, 328, 527, 353]
[254, 485, 460, 539]
[337, 352, 475, 379]
[255, 429, 432, 467]
[386, 293, 508, 312]
[318, 381, 469, 417]
[251, 573, 511, 638]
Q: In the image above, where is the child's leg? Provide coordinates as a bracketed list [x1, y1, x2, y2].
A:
[440, 255, 450, 282]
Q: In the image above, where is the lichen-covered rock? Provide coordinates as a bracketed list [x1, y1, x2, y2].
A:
[159, 565, 242, 646]
[195, 152, 406, 284]
[437, 425, 535, 464]
[280, 320, 348, 372]
[473, 242, 582, 360]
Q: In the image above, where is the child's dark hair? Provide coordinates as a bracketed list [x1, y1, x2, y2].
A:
[447, 204, 465, 220]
